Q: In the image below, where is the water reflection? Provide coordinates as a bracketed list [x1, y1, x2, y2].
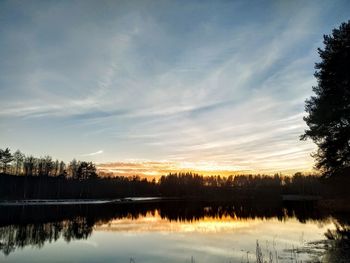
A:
[314, 218, 350, 263]
[0, 218, 93, 256]
[0, 200, 349, 262]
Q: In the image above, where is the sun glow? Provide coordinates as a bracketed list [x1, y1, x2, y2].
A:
[178, 161, 249, 173]
[97, 159, 313, 179]
[97, 160, 250, 179]
[95, 211, 260, 233]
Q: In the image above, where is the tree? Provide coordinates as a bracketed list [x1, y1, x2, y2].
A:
[53, 160, 59, 176]
[68, 159, 79, 179]
[0, 148, 14, 174]
[58, 161, 66, 177]
[37, 158, 45, 177]
[24, 156, 35, 177]
[301, 21, 350, 175]
[43, 156, 54, 176]
[0, 149, 2, 173]
[13, 150, 25, 175]
[77, 161, 98, 180]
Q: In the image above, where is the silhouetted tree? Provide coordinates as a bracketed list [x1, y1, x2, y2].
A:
[58, 161, 66, 177]
[13, 150, 25, 175]
[69, 159, 79, 179]
[0, 148, 13, 174]
[53, 159, 59, 176]
[301, 21, 350, 175]
[43, 155, 54, 176]
[24, 156, 35, 177]
[77, 161, 97, 180]
[0, 149, 2, 173]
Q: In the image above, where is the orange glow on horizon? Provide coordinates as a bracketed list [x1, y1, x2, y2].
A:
[95, 210, 332, 234]
[97, 160, 315, 179]
[95, 210, 263, 233]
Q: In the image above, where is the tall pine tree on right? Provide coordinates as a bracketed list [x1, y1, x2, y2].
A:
[301, 20, 350, 177]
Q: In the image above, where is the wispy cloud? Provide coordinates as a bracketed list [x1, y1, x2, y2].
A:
[0, 0, 349, 173]
[82, 150, 104, 157]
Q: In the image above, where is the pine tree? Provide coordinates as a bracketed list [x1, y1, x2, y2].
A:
[0, 148, 14, 174]
[301, 21, 350, 175]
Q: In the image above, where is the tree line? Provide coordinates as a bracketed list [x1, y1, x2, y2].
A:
[158, 172, 324, 199]
[0, 147, 327, 200]
[0, 147, 97, 180]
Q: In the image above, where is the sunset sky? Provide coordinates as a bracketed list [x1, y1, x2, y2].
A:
[1, 0, 349, 176]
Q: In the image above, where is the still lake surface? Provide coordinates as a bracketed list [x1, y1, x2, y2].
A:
[0, 200, 348, 263]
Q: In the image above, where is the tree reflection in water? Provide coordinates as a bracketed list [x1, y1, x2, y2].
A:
[0, 200, 349, 260]
[319, 218, 350, 263]
[0, 217, 93, 256]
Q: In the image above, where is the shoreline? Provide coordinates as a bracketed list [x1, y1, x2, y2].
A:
[0, 197, 181, 206]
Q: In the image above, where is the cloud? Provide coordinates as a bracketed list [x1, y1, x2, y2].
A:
[1, 0, 349, 173]
[82, 150, 104, 157]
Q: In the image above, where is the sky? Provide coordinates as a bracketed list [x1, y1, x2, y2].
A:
[1, 0, 349, 176]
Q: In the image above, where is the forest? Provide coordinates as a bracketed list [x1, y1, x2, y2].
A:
[0, 147, 338, 200]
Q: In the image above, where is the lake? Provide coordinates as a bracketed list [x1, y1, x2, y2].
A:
[0, 200, 349, 263]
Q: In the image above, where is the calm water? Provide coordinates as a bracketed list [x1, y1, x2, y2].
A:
[0, 201, 348, 263]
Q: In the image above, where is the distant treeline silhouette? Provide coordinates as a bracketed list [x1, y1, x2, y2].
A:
[0, 147, 326, 200]
[0, 147, 97, 179]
